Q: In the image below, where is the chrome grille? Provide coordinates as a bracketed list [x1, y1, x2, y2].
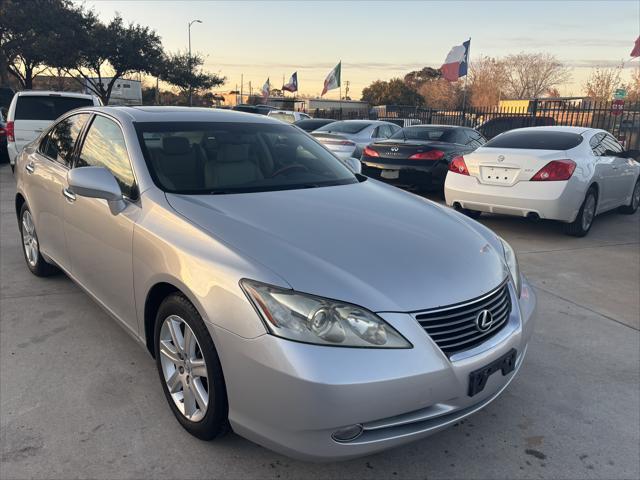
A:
[415, 281, 511, 356]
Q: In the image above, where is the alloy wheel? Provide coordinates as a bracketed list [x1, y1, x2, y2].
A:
[21, 210, 39, 267]
[159, 315, 209, 422]
[582, 194, 596, 231]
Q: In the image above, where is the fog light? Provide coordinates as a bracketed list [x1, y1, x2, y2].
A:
[331, 424, 363, 443]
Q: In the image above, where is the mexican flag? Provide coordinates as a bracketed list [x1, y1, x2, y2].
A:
[321, 61, 341, 96]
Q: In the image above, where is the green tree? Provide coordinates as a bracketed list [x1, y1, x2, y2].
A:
[65, 15, 164, 104]
[159, 51, 225, 101]
[361, 78, 423, 106]
[403, 67, 441, 90]
[0, 0, 88, 88]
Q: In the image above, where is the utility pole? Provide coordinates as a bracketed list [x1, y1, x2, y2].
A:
[240, 73, 243, 105]
[188, 19, 202, 107]
[345, 80, 350, 100]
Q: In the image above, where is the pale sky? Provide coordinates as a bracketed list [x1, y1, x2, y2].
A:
[82, 0, 640, 99]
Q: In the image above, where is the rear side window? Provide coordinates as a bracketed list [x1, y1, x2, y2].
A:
[15, 96, 94, 121]
[40, 113, 91, 166]
[270, 112, 296, 123]
[315, 121, 371, 134]
[484, 131, 583, 150]
[76, 116, 137, 198]
[602, 134, 623, 154]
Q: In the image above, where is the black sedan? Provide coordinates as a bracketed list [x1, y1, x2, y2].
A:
[360, 125, 486, 191]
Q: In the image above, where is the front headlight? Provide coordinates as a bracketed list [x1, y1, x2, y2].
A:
[240, 279, 412, 348]
[500, 237, 521, 297]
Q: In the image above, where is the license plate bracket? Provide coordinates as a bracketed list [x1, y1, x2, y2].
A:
[467, 348, 517, 397]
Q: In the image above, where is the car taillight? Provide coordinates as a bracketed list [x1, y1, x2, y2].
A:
[6, 121, 14, 142]
[363, 146, 379, 157]
[449, 155, 469, 175]
[530, 159, 576, 181]
[408, 149, 444, 160]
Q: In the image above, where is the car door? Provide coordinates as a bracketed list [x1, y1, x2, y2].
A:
[24, 113, 91, 269]
[602, 133, 634, 206]
[64, 114, 141, 333]
[589, 132, 618, 211]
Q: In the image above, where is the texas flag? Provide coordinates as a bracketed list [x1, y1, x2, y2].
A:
[282, 72, 298, 92]
[441, 40, 470, 82]
[631, 36, 640, 57]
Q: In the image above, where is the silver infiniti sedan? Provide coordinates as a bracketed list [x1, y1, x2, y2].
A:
[311, 119, 401, 160]
[14, 107, 536, 461]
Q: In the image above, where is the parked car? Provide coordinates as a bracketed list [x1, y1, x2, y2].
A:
[312, 120, 401, 160]
[293, 118, 337, 132]
[476, 115, 555, 139]
[0, 107, 8, 163]
[267, 110, 310, 123]
[231, 104, 277, 115]
[445, 126, 640, 236]
[6, 90, 101, 170]
[14, 106, 535, 461]
[0, 86, 14, 111]
[361, 125, 486, 191]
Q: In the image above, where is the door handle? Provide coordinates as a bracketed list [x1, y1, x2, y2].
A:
[25, 163, 35, 174]
[62, 188, 76, 202]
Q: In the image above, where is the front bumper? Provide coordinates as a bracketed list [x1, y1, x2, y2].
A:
[209, 277, 537, 461]
[362, 159, 449, 190]
[444, 173, 585, 222]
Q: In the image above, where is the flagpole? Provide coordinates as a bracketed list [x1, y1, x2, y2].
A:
[462, 38, 471, 120]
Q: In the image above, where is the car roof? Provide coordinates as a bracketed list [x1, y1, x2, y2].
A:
[81, 106, 281, 124]
[15, 90, 96, 100]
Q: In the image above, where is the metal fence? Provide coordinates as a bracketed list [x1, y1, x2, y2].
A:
[312, 100, 640, 150]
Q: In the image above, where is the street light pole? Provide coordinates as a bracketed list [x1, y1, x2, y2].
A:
[188, 19, 202, 107]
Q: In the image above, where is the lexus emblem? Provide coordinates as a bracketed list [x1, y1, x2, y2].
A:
[497, 155, 505, 162]
[476, 309, 493, 332]
[390, 146, 399, 152]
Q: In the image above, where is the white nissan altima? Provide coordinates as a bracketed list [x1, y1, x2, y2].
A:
[445, 126, 640, 236]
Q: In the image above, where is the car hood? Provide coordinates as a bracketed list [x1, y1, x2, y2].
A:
[166, 180, 507, 312]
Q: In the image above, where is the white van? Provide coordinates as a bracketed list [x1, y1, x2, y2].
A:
[6, 91, 101, 170]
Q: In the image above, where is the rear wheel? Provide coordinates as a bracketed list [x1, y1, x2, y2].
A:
[154, 293, 230, 440]
[565, 188, 597, 237]
[618, 178, 640, 214]
[19, 203, 59, 276]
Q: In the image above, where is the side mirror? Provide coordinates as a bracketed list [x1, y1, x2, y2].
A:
[344, 157, 362, 174]
[67, 166, 126, 215]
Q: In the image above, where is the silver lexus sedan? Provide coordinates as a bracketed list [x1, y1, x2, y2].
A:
[14, 107, 536, 461]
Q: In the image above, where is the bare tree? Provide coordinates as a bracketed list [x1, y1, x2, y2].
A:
[468, 56, 507, 107]
[502, 52, 571, 99]
[624, 67, 640, 104]
[583, 65, 623, 102]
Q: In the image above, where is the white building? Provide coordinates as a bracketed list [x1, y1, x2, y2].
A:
[84, 78, 142, 105]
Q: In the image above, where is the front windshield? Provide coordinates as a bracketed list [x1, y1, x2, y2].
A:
[315, 121, 371, 134]
[391, 127, 452, 141]
[135, 122, 358, 194]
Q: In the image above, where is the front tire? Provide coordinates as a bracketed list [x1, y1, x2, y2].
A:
[154, 293, 230, 440]
[565, 188, 597, 237]
[618, 178, 640, 214]
[19, 203, 59, 276]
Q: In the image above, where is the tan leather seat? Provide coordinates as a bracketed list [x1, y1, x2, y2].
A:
[154, 137, 205, 190]
[205, 143, 263, 188]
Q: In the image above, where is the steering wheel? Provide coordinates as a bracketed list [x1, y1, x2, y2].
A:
[270, 163, 309, 178]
